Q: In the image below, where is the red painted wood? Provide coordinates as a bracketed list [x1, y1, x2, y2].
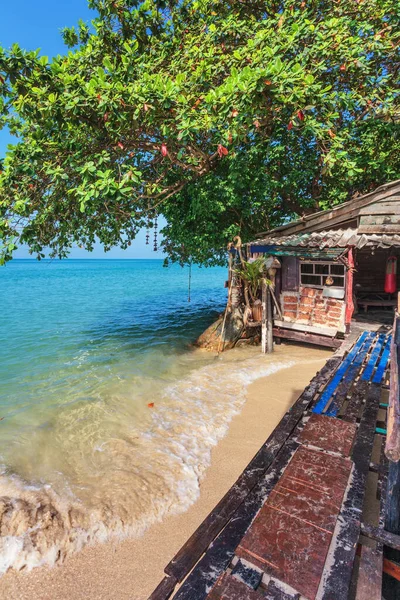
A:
[236, 446, 352, 600]
[298, 414, 357, 457]
[237, 504, 331, 599]
[206, 573, 261, 600]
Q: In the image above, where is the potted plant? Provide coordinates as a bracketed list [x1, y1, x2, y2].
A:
[235, 258, 271, 322]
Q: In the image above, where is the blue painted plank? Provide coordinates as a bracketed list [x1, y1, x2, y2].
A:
[361, 333, 387, 382]
[372, 335, 392, 384]
[313, 331, 371, 415]
[325, 333, 376, 416]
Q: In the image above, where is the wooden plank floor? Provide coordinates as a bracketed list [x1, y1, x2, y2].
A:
[149, 329, 392, 600]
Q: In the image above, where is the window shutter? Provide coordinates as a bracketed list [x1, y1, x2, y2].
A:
[282, 257, 299, 291]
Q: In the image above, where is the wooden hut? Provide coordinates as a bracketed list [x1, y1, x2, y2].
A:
[248, 180, 400, 348]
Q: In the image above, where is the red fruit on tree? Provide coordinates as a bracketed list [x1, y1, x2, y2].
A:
[340, 63, 346, 71]
[288, 121, 293, 130]
[297, 110, 305, 121]
[144, 103, 149, 112]
[104, 112, 109, 122]
[253, 120, 260, 129]
[161, 143, 168, 157]
[217, 144, 229, 158]
[117, 142, 124, 150]
[231, 109, 239, 117]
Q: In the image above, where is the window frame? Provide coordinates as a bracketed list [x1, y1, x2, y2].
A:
[299, 260, 346, 290]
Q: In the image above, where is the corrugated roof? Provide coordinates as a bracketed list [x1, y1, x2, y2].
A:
[251, 228, 400, 251]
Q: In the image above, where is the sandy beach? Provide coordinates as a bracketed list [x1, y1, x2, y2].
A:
[0, 344, 331, 600]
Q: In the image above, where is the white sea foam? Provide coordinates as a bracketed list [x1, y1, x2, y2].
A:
[0, 351, 295, 574]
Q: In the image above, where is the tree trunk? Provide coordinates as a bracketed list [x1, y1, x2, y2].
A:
[195, 304, 260, 352]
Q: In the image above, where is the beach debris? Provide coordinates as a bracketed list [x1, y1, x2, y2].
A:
[147, 402, 155, 408]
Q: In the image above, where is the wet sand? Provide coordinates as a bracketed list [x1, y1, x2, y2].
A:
[0, 344, 331, 600]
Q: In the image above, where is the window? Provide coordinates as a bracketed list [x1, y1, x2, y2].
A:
[299, 261, 345, 289]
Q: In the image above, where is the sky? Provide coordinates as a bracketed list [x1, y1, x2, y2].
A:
[0, 0, 165, 259]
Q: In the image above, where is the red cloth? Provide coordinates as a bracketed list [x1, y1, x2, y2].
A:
[345, 248, 355, 325]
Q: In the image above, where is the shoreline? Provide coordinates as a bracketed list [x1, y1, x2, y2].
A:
[0, 344, 331, 600]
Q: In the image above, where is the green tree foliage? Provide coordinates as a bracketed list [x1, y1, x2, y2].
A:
[0, 0, 399, 264]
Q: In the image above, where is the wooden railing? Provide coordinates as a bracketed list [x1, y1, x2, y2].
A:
[385, 312, 400, 462]
[384, 306, 400, 561]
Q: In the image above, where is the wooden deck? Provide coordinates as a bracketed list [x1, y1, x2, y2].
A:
[149, 327, 399, 600]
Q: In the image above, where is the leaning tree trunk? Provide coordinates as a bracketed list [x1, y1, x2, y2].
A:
[195, 277, 260, 352]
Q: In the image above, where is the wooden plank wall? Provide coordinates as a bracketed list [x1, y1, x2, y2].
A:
[359, 198, 400, 234]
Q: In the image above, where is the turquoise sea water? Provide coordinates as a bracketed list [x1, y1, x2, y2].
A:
[1, 259, 226, 425]
[0, 259, 294, 573]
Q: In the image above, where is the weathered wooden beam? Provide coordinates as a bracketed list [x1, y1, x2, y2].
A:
[313, 331, 371, 414]
[361, 522, 400, 551]
[385, 459, 400, 565]
[266, 285, 274, 353]
[385, 317, 400, 461]
[148, 575, 178, 600]
[261, 281, 274, 353]
[359, 225, 400, 234]
[355, 545, 383, 600]
[325, 333, 375, 417]
[359, 199, 400, 216]
[318, 383, 381, 599]
[261, 281, 267, 354]
[343, 380, 369, 423]
[360, 215, 400, 226]
[273, 327, 342, 349]
[383, 557, 400, 582]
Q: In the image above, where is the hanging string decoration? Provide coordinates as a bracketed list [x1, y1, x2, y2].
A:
[153, 216, 158, 251]
[145, 209, 150, 245]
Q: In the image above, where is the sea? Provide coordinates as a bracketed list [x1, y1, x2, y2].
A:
[0, 259, 294, 573]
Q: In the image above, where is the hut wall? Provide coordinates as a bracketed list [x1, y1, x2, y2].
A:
[281, 287, 345, 332]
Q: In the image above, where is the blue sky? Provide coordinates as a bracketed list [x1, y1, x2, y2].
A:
[1, 0, 164, 259]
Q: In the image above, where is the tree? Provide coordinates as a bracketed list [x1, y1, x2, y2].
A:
[0, 0, 399, 265]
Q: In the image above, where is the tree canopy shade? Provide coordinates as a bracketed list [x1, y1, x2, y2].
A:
[0, 0, 399, 265]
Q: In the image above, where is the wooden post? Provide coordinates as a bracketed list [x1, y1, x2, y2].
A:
[267, 285, 273, 353]
[386, 315, 400, 461]
[262, 281, 273, 354]
[385, 313, 400, 568]
[261, 281, 267, 354]
[345, 246, 355, 332]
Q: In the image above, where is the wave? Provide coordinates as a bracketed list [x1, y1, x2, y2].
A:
[0, 352, 294, 574]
